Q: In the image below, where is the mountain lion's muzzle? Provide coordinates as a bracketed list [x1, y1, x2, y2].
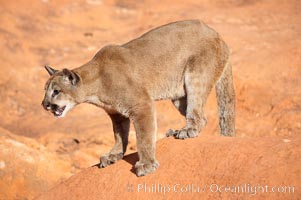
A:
[41, 100, 66, 117]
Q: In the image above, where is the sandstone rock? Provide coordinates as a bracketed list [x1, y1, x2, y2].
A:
[0, 127, 73, 200]
[36, 135, 301, 200]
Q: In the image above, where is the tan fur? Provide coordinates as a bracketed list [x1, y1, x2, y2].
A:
[42, 20, 235, 176]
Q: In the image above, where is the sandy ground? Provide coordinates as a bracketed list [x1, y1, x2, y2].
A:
[0, 0, 300, 199]
[37, 135, 301, 200]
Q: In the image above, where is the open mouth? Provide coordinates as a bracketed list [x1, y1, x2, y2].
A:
[52, 105, 66, 117]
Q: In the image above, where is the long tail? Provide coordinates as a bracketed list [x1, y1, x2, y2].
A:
[215, 61, 235, 136]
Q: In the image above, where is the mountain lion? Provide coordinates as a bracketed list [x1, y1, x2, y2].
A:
[42, 20, 235, 176]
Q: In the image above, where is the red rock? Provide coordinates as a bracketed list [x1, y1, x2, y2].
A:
[36, 135, 301, 200]
[0, 128, 73, 200]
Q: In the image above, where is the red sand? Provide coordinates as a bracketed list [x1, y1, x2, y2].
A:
[36, 135, 301, 200]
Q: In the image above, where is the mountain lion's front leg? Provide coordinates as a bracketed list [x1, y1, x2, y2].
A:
[131, 101, 159, 176]
[100, 113, 130, 168]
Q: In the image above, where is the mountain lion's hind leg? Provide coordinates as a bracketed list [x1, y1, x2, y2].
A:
[100, 114, 130, 168]
[172, 65, 217, 139]
[166, 96, 187, 137]
[176, 74, 211, 139]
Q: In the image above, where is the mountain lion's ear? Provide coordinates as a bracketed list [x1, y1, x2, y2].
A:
[45, 65, 58, 76]
[62, 68, 80, 86]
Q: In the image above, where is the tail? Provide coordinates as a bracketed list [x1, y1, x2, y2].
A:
[215, 61, 235, 136]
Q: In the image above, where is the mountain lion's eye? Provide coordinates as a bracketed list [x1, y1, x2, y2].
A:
[52, 90, 60, 97]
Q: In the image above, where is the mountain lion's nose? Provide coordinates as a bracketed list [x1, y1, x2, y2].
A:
[42, 100, 51, 110]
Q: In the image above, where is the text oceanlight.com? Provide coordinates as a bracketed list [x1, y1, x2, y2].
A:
[129, 183, 295, 195]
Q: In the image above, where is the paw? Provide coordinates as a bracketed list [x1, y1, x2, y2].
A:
[135, 160, 159, 177]
[166, 128, 198, 139]
[99, 152, 123, 168]
[166, 129, 178, 137]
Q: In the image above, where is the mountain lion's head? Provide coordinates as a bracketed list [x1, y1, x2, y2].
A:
[42, 66, 81, 118]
